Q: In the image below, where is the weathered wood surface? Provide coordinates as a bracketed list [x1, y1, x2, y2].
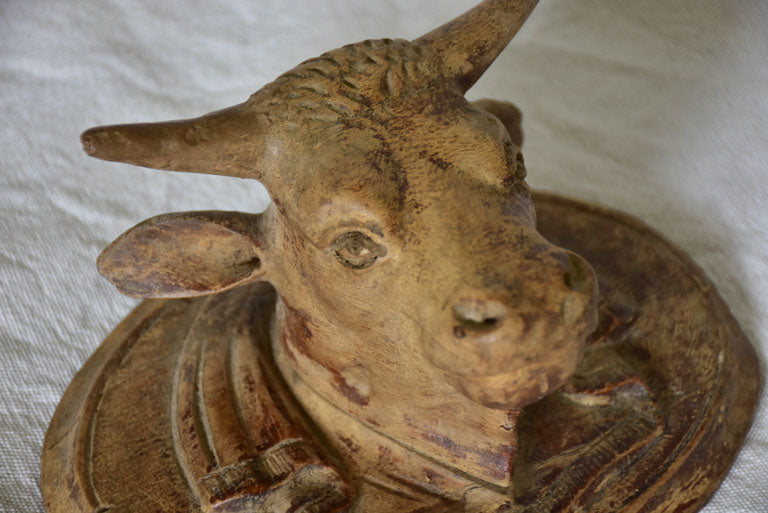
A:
[42, 194, 759, 512]
[41, 0, 760, 511]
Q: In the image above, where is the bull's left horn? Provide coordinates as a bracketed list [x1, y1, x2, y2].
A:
[81, 102, 267, 180]
[415, 0, 539, 93]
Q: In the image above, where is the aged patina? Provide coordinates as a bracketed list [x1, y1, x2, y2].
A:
[42, 1, 759, 512]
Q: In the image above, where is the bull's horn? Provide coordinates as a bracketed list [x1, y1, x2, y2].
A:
[80, 102, 266, 179]
[416, 0, 539, 93]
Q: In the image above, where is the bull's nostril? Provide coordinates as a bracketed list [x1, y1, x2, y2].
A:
[564, 253, 592, 292]
[452, 300, 507, 335]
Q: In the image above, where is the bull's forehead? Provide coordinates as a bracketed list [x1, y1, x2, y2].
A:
[279, 160, 535, 252]
[271, 102, 531, 238]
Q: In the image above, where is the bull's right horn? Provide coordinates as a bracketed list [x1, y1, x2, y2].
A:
[81, 101, 268, 181]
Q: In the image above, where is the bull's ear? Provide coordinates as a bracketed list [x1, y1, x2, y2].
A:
[471, 99, 524, 148]
[97, 211, 266, 298]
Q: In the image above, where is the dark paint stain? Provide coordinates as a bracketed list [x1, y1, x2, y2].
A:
[420, 428, 515, 481]
[428, 155, 451, 171]
[331, 372, 370, 406]
[336, 433, 361, 454]
[183, 363, 194, 384]
[283, 305, 314, 359]
[377, 444, 393, 464]
[423, 430, 466, 458]
[243, 373, 257, 394]
[365, 136, 409, 210]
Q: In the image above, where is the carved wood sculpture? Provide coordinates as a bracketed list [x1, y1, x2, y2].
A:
[42, 1, 760, 512]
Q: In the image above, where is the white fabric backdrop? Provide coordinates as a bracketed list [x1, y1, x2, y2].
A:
[1, 1, 766, 511]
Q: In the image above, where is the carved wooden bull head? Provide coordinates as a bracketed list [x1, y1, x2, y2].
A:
[82, 0, 598, 485]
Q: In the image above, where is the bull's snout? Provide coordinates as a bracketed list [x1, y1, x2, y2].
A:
[451, 252, 591, 339]
[423, 249, 598, 410]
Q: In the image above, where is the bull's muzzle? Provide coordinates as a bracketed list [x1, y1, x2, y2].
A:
[424, 250, 598, 410]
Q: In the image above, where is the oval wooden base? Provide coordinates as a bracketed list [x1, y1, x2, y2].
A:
[41, 193, 760, 513]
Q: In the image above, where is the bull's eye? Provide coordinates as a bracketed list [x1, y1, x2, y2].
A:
[332, 231, 386, 269]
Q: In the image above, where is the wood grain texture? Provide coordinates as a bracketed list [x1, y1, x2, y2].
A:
[42, 0, 759, 511]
